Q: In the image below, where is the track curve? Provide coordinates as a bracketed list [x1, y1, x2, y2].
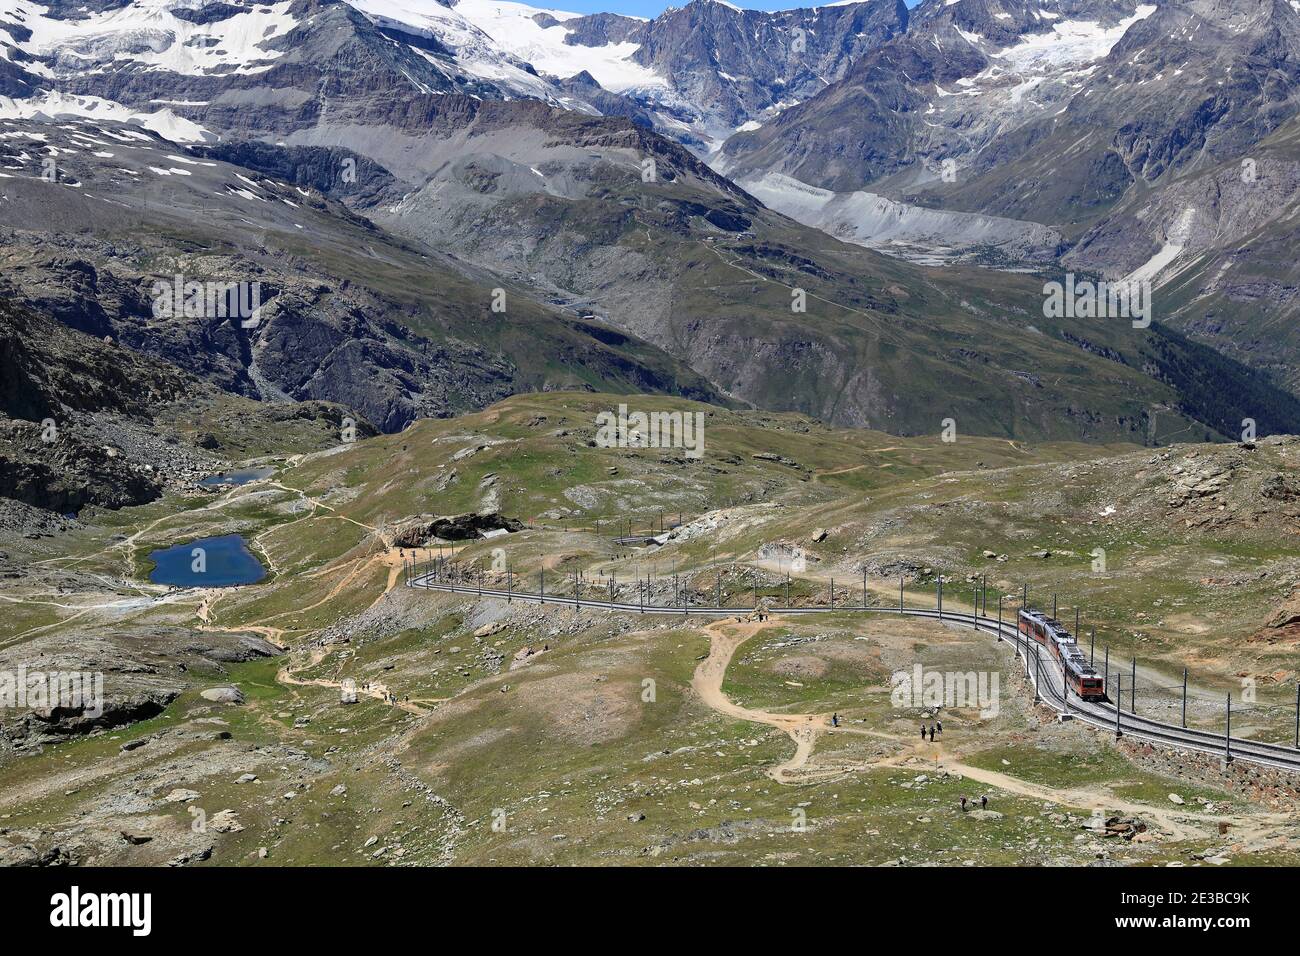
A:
[406, 570, 1300, 773]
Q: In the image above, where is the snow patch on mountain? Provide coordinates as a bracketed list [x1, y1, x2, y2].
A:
[1124, 206, 1196, 285]
[994, 4, 1156, 72]
[441, 0, 669, 93]
[347, 0, 568, 100]
[0, 91, 214, 142]
[8, 0, 297, 77]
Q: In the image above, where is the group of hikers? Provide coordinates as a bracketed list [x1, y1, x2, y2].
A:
[960, 795, 989, 812]
[361, 681, 408, 706]
[920, 720, 943, 741]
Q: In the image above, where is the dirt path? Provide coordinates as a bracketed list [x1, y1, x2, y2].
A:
[277, 664, 431, 716]
[935, 756, 1270, 841]
[688, 618, 1294, 844]
[692, 617, 876, 784]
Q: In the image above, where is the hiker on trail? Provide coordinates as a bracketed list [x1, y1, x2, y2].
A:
[928, 726, 935, 742]
[960, 796, 968, 812]
[831, 713, 839, 728]
[921, 726, 926, 739]
[980, 795, 987, 810]
[936, 720, 943, 734]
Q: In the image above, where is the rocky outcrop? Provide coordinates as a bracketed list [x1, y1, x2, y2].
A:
[1, 690, 177, 749]
[0, 299, 197, 423]
[0, 417, 162, 513]
[626, 0, 908, 134]
[388, 513, 524, 547]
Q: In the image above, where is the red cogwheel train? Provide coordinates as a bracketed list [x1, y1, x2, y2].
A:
[1017, 609, 1106, 701]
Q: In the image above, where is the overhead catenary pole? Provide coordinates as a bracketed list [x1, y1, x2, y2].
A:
[1024, 619, 1031, 678]
[1183, 668, 1188, 728]
[830, 578, 834, 610]
[997, 595, 1002, 641]
[1053, 593, 1058, 619]
[1226, 694, 1232, 763]
[1090, 626, 1095, 666]
[1115, 675, 1123, 738]
[1033, 645, 1040, 703]
[1131, 657, 1136, 714]
[1295, 684, 1299, 750]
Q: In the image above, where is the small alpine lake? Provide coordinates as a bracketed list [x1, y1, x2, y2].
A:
[198, 466, 275, 489]
[148, 534, 267, 588]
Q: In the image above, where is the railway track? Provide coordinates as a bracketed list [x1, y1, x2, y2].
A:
[407, 570, 1300, 773]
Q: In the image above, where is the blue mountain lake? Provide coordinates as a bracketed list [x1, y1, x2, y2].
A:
[198, 466, 275, 489]
[148, 534, 267, 587]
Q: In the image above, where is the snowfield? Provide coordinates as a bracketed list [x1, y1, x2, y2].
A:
[407, 0, 670, 94]
[2, 0, 297, 77]
[0, 91, 214, 142]
[994, 4, 1157, 71]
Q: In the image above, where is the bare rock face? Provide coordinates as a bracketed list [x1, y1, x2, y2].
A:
[625, 0, 908, 134]
[2, 691, 178, 750]
[0, 626, 281, 748]
[388, 512, 524, 547]
[0, 299, 195, 424]
[0, 417, 162, 514]
[1262, 587, 1300, 634]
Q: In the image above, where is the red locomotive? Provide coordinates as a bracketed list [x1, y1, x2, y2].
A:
[1017, 609, 1106, 700]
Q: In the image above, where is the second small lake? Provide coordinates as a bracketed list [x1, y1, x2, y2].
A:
[199, 466, 275, 489]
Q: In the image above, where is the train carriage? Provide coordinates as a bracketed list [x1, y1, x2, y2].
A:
[1017, 609, 1106, 701]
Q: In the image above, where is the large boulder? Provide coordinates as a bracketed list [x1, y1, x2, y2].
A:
[200, 687, 245, 705]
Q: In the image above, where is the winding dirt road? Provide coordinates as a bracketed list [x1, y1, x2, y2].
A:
[688, 616, 1292, 843]
[692, 617, 889, 784]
